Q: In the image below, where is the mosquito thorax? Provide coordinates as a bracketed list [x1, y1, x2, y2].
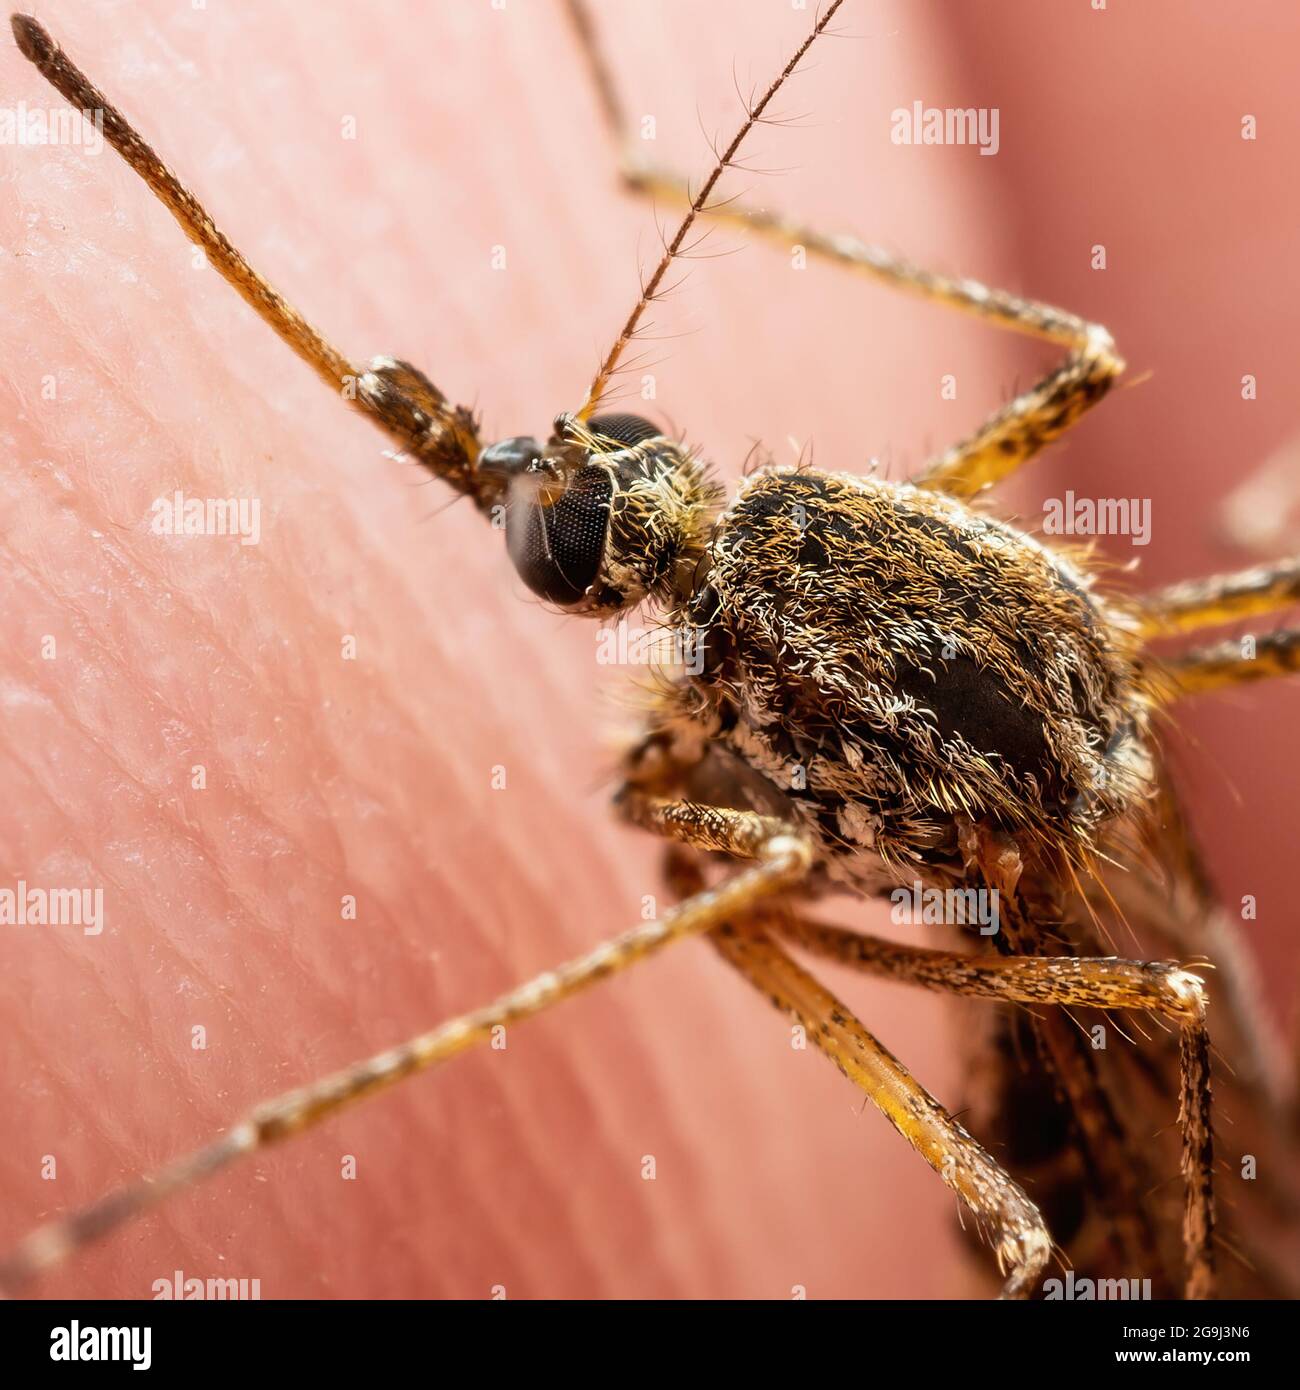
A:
[478, 412, 721, 615]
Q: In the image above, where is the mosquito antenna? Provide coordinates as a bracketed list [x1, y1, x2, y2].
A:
[574, 0, 846, 423]
[10, 13, 355, 394]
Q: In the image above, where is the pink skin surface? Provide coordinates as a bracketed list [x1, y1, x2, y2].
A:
[0, 0, 1295, 1300]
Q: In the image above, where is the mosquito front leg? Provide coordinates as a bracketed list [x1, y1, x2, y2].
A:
[771, 916, 1216, 1299]
[711, 922, 1053, 1299]
[0, 805, 811, 1292]
[10, 15, 493, 507]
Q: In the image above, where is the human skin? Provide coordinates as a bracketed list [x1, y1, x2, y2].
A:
[0, 0, 1295, 1301]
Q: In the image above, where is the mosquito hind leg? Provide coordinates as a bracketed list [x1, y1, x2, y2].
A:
[0, 802, 811, 1292]
[711, 921, 1053, 1299]
[769, 915, 1216, 1299]
[1158, 628, 1300, 696]
[1135, 564, 1300, 698]
[1134, 558, 1300, 639]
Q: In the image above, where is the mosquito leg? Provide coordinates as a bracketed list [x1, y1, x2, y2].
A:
[770, 915, 1215, 1299]
[1159, 628, 1300, 695]
[630, 187, 1122, 502]
[960, 833, 1176, 1289]
[711, 922, 1052, 1299]
[566, 0, 1121, 499]
[616, 790, 794, 857]
[1133, 558, 1300, 639]
[641, 182, 1121, 501]
[0, 804, 811, 1292]
[9, 15, 492, 506]
[1093, 780, 1293, 1125]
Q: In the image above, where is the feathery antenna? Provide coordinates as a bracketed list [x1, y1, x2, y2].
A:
[574, 0, 846, 423]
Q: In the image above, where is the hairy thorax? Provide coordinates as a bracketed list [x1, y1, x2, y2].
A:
[658, 469, 1156, 894]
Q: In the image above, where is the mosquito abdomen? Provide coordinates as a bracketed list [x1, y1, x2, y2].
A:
[689, 468, 1151, 874]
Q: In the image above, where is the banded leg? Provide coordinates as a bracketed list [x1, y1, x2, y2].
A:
[615, 174, 1121, 501]
[1160, 629, 1300, 696]
[1090, 781, 1293, 1124]
[712, 922, 1053, 1299]
[1134, 558, 1300, 639]
[0, 803, 811, 1292]
[10, 16, 490, 507]
[769, 915, 1215, 1299]
[617, 790, 794, 857]
[566, 1, 1123, 499]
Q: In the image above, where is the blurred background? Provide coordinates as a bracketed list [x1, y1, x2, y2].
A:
[1, 0, 1296, 1298]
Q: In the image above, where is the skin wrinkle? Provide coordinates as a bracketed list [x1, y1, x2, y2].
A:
[2, 539, 348, 962]
[10, 375, 523, 982]
[214, 489, 692, 1289]
[244, 828, 806, 1295]
[0, 702, 168, 1009]
[0, 796, 207, 1245]
[481, 981, 688, 1294]
[0, 756, 116, 1108]
[0, 730, 290, 1139]
[397, 1050, 615, 1299]
[0, 553, 550, 1262]
[129, 889, 572, 1289]
[36, 263, 168, 425]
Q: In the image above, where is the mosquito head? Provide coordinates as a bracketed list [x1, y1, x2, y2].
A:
[477, 412, 721, 615]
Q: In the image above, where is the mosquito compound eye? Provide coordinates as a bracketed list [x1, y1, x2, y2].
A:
[506, 464, 613, 605]
[586, 413, 663, 447]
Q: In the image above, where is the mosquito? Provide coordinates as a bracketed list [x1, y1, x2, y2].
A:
[4, 1, 1299, 1300]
